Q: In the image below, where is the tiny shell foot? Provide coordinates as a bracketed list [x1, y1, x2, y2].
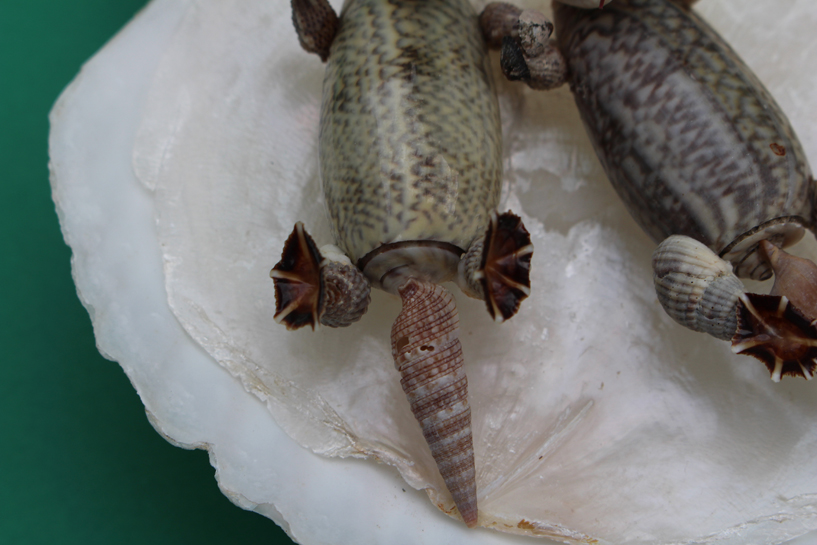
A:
[391, 279, 478, 527]
[732, 293, 817, 382]
[270, 224, 371, 330]
[479, 3, 522, 49]
[270, 222, 323, 330]
[476, 211, 533, 322]
[291, 0, 339, 62]
[759, 240, 817, 321]
[480, 3, 567, 89]
[498, 11, 566, 90]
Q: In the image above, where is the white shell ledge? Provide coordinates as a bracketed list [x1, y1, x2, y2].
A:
[49, 0, 817, 543]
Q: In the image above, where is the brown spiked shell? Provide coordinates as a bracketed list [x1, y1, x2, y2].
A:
[391, 279, 478, 528]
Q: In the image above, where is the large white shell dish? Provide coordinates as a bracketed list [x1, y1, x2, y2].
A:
[49, 0, 817, 543]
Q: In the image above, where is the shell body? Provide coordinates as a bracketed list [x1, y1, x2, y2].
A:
[554, 0, 815, 280]
[281, 0, 521, 526]
[653, 235, 743, 340]
[391, 279, 477, 526]
[319, 0, 502, 289]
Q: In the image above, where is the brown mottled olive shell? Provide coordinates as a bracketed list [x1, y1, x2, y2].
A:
[554, 0, 815, 280]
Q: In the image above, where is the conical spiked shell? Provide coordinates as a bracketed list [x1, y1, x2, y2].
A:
[653, 235, 745, 340]
[391, 279, 477, 527]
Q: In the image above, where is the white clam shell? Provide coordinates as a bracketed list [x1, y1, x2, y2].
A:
[49, 0, 817, 544]
[653, 235, 744, 340]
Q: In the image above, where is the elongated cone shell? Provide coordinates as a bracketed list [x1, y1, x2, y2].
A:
[391, 279, 477, 527]
[653, 235, 744, 340]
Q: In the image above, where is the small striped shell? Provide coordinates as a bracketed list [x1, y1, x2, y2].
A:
[457, 236, 485, 300]
[390, 279, 477, 527]
[317, 244, 371, 328]
[653, 235, 745, 340]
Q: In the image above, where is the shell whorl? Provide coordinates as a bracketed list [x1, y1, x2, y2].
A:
[457, 236, 486, 301]
[391, 279, 477, 527]
[317, 244, 371, 328]
[319, 260, 371, 328]
[653, 235, 745, 340]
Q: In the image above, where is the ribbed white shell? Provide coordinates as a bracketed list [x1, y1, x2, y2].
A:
[653, 235, 745, 340]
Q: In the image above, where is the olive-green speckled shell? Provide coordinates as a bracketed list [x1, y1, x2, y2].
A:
[319, 0, 502, 265]
[555, 0, 815, 273]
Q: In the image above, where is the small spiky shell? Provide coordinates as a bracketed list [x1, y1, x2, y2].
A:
[391, 279, 477, 527]
[653, 235, 745, 340]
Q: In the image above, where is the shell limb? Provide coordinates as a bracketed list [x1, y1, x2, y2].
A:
[391, 279, 477, 528]
[479, 3, 522, 50]
[496, 11, 567, 90]
[270, 222, 323, 330]
[731, 240, 817, 381]
[270, 224, 371, 330]
[653, 235, 744, 341]
[458, 211, 533, 323]
[291, 0, 338, 62]
[733, 294, 817, 382]
[319, 258, 371, 328]
[457, 235, 485, 301]
[721, 218, 806, 280]
[759, 240, 817, 321]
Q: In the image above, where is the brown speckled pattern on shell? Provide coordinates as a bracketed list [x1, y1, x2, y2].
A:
[555, 0, 814, 266]
[319, 0, 502, 266]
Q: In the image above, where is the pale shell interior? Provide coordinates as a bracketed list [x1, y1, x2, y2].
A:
[50, 0, 817, 543]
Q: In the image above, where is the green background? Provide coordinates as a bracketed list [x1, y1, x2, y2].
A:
[1, 1, 295, 543]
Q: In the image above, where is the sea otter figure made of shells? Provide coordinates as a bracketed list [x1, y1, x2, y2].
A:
[493, 0, 817, 382]
[270, 0, 568, 527]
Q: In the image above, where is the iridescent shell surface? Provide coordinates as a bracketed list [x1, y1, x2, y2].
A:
[49, 0, 817, 543]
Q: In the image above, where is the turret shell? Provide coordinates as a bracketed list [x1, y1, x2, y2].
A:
[391, 279, 477, 527]
[653, 235, 745, 340]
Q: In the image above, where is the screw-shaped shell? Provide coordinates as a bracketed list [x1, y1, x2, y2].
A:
[391, 279, 477, 527]
[653, 235, 744, 340]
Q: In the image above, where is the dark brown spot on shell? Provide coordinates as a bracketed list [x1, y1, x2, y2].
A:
[395, 336, 410, 352]
[770, 142, 787, 156]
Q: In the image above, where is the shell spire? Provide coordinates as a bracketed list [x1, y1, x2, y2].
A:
[391, 279, 477, 527]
